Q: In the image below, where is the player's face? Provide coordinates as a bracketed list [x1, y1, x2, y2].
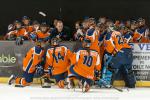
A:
[139, 20, 145, 26]
[33, 24, 40, 30]
[53, 19, 58, 27]
[99, 17, 106, 24]
[126, 21, 131, 27]
[75, 23, 80, 30]
[131, 23, 137, 30]
[56, 22, 63, 32]
[15, 23, 21, 29]
[82, 21, 88, 29]
[106, 21, 113, 27]
[40, 27, 47, 33]
[23, 19, 30, 25]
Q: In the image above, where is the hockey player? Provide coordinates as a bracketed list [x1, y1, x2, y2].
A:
[69, 39, 101, 92]
[5, 20, 29, 45]
[112, 28, 136, 88]
[8, 40, 44, 87]
[29, 23, 51, 43]
[44, 38, 72, 88]
[28, 21, 40, 42]
[98, 26, 116, 88]
[98, 26, 136, 88]
[32, 21, 40, 33]
[22, 16, 34, 33]
[132, 18, 150, 43]
[85, 18, 100, 53]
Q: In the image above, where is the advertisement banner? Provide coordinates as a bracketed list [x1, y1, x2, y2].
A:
[131, 43, 150, 81]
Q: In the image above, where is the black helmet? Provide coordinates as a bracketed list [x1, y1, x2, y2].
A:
[22, 16, 30, 20]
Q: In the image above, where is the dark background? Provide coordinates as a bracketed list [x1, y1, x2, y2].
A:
[0, 0, 150, 35]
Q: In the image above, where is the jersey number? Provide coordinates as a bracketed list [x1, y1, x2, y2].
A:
[53, 53, 64, 63]
[83, 56, 93, 67]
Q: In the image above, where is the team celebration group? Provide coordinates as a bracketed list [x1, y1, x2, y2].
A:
[6, 16, 150, 92]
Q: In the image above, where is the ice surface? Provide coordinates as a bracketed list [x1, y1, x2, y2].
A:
[0, 83, 150, 100]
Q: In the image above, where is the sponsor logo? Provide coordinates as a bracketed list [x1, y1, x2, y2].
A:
[0, 54, 16, 64]
[138, 44, 150, 50]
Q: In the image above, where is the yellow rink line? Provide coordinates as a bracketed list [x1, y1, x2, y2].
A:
[1, 77, 150, 87]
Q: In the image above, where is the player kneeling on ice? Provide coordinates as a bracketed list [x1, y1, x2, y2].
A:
[69, 39, 101, 92]
[8, 41, 44, 87]
[42, 38, 72, 88]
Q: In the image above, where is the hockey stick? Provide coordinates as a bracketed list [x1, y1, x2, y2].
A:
[97, 79, 123, 92]
[99, 54, 123, 92]
[111, 85, 123, 92]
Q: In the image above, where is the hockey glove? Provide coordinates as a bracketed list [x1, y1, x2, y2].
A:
[36, 64, 44, 76]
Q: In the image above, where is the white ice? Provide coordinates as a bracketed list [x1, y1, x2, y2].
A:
[0, 83, 150, 100]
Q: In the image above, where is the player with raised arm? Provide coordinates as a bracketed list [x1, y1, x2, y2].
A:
[29, 22, 51, 43]
[5, 20, 29, 45]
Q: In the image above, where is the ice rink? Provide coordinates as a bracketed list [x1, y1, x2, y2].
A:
[0, 84, 150, 100]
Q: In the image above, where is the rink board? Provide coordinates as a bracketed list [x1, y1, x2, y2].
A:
[0, 41, 150, 87]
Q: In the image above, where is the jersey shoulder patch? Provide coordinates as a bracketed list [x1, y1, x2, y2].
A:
[87, 28, 95, 36]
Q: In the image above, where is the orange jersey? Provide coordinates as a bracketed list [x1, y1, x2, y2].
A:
[36, 30, 51, 40]
[45, 45, 72, 75]
[85, 28, 100, 53]
[123, 32, 133, 48]
[70, 48, 101, 79]
[111, 31, 124, 51]
[24, 25, 34, 33]
[23, 46, 44, 73]
[133, 28, 150, 43]
[104, 31, 131, 54]
[11, 28, 28, 37]
[103, 32, 116, 54]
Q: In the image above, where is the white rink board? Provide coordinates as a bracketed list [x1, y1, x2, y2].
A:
[0, 84, 150, 100]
